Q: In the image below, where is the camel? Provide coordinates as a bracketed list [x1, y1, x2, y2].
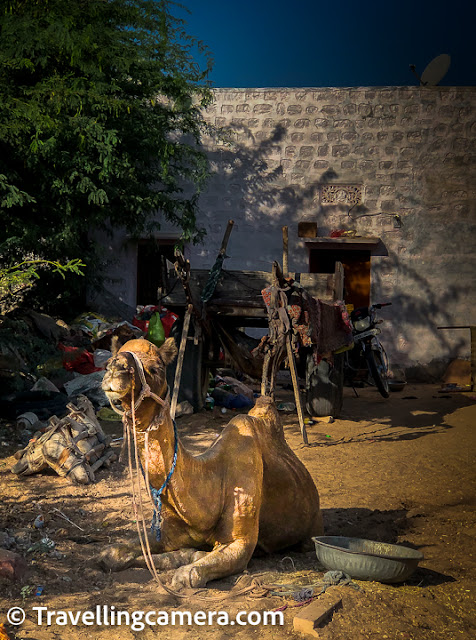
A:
[98, 337, 323, 590]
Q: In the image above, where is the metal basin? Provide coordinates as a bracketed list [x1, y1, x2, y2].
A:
[313, 536, 424, 583]
[389, 380, 407, 392]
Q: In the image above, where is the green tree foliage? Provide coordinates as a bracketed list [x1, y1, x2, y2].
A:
[0, 0, 213, 311]
[0, 258, 85, 313]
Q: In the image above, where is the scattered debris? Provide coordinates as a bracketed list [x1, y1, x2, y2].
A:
[50, 508, 85, 532]
[277, 402, 296, 412]
[16, 412, 42, 430]
[27, 537, 55, 555]
[31, 376, 60, 393]
[293, 587, 314, 602]
[0, 390, 70, 421]
[216, 375, 255, 402]
[93, 349, 112, 369]
[439, 383, 465, 393]
[58, 343, 103, 375]
[0, 532, 16, 550]
[175, 401, 194, 417]
[211, 386, 254, 409]
[310, 415, 334, 424]
[63, 371, 108, 407]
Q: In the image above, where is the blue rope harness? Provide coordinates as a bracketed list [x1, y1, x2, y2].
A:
[141, 419, 178, 542]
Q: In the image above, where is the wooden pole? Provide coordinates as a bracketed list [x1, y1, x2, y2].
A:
[282, 226, 289, 276]
[471, 327, 476, 392]
[286, 337, 308, 445]
[170, 304, 192, 420]
[220, 220, 235, 255]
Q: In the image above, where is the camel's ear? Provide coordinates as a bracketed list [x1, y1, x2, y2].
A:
[111, 335, 120, 358]
[158, 337, 178, 366]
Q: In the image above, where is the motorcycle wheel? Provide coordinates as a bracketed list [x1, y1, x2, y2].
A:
[305, 353, 344, 417]
[365, 345, 389, 398]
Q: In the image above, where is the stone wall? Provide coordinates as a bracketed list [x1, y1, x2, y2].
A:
[100, 86, 476, 378]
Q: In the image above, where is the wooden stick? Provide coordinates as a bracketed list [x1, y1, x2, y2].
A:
[220, 219, 235, 255]
[286, 337, 307, 445]
[282, 226, 289, 276]
[51, 508, 85, 532]
[170, 305, 192, 419]
[471, 327, 475, 392]
[334, 261, 344, 300]
[261, 351, 271, 396]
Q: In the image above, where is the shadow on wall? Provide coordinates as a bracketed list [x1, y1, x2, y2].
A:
[203, 123, 373, 269]
[203, 124, 470, 376]
[371, 250, 469, 379]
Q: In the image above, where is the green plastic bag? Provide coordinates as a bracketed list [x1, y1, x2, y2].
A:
[147, 312, 165, 347]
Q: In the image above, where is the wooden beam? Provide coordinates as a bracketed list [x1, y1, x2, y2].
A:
[286, 337, 308, 445]
[220, 219, 235, 255]
[282, 226, 289, 276]
[170, 305, 192, 419]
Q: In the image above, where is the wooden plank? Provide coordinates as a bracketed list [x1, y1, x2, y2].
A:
[471, 326, 476, 392]
[304, 236, 380, 244]
[206, 304, 268, 318]
[163, 269, 338, 307]
[438, 325, 473, 329]
[334, 261, 344, 300]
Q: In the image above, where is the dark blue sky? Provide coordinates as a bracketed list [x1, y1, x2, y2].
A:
[177, 0, 475, 87]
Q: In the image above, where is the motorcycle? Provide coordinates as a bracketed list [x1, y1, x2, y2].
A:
[344, 302, 391, 398]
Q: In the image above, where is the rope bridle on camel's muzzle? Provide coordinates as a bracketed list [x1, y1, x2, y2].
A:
[107, 350, 168, 418]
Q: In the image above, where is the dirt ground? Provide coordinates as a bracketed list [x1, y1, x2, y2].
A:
[1, 383, 475, 640]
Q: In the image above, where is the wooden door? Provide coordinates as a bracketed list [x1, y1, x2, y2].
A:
[309, 249, 370, 308]
[136, 239, 177, 305]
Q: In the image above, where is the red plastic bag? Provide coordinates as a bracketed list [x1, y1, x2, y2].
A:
[58, 344, 102, 374]
[132, 317, 149, 332]
[160, 308, 179, 337]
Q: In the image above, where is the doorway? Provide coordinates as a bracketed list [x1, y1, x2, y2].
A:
[136, 239, 177, 305]
[309, 248, 371, 309]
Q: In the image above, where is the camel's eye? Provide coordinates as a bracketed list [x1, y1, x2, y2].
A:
[149, 366, 160, 375]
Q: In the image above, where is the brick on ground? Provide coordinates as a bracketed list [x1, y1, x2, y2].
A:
[293, 592, 342, 637]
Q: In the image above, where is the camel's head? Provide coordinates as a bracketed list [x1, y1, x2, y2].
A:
[102, 337, 178, 410]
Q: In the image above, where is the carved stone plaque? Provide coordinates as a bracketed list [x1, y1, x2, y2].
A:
[320, 184, 363, 206]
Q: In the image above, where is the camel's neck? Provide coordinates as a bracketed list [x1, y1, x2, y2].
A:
[127, 399, 192, 491]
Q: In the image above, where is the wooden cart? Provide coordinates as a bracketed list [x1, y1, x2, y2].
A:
[161, 243, 345, 428]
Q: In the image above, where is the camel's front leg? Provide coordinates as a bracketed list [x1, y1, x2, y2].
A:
[171, 485, 261, 590]
[146, 549, 207, 570]
[171, 538, 257, 589]
[96, 533, 163, 572]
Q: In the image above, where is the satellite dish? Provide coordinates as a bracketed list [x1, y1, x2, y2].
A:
[412, 54, 451, 86]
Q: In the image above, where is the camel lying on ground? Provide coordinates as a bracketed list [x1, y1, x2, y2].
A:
[99, 337, 323, 590]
